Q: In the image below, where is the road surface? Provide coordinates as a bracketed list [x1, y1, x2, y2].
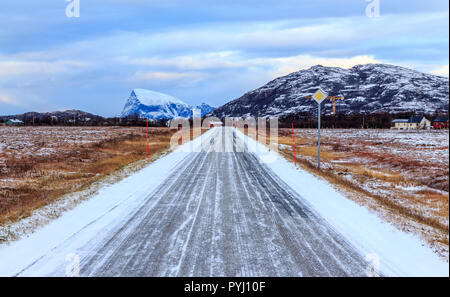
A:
[15, 127, 369, 276]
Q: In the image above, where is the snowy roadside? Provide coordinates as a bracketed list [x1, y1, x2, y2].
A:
[0, 158, 150, 243]
[234, 128, 449, 277]
[0, 129, 214, 276]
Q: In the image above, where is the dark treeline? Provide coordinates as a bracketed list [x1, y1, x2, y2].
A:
[0, 114, 169, 127]
[2, 111, 448, 129]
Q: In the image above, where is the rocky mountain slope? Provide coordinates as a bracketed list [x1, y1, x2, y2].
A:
[210, 64, 449, 118]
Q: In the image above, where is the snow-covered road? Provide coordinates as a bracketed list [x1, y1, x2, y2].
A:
[0, 128, 447, 276]
[69, 128, 368, 276]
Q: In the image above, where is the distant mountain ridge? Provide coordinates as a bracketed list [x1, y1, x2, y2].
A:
[120, 89, 215, 119]
[210, 64, 449, 118]
[0, 110, 103, 123]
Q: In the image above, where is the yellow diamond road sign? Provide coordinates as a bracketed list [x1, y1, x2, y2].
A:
[313, 88, 328, 104]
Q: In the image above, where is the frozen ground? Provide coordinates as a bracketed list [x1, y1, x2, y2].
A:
[0, 126, 148, 160]
[0, 126, 173, 225]
[0, 128, 447, 276]
[277, 128, 449, 257]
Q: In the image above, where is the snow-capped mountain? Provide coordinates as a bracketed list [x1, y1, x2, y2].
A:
[120, 89, 215, 119]
[210, 64, 449, 118]
[196, 102, 216, 117]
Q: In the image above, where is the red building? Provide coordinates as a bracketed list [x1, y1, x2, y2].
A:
[432, 117, 449, 129]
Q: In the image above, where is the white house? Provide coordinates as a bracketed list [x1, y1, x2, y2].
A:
[392, 119, 409, 129]
[6, 119, 24, 126]
[392, 116, 431, 130]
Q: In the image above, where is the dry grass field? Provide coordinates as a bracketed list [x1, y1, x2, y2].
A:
[271, 128, 449, 257]
[0, 126, 177, 225]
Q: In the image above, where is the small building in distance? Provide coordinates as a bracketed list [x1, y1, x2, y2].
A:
[392, 119, 409, 129]
[432, 117, 449, 129]
[409, 116, 431, 129]
[209, 121, 223, 128]
[391, 116, 431, 130]
[6, 119, 24, 126]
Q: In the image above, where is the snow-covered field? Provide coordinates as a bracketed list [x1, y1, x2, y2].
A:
[0, 126, 147, 161]
[239, 129, 449, 276]
[276, 128, 449, 258]
[0, 126, 173, 227]
[0, 128, 447, 276]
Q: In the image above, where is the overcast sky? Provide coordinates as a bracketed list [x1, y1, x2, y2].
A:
[0, 0, 448, 117]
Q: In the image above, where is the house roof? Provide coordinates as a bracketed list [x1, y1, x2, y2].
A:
[409, 116, 425, 123]
[7, 119, 23, 123]
[434, 117, 449, 122]
[392, 116, 430, 124]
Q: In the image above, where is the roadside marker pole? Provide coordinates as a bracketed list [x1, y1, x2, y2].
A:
[179, 119, 182, 143]
[147, 119, 150, 163]
[292, 123, 296, 166]
[318, 102, 321, 170]
[312, 88, 327, 170]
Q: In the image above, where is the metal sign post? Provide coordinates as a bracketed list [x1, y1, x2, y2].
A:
[318, 101, 321, 169]
[312, 88, 328, 170]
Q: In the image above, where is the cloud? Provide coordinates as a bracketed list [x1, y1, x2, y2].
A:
[97, 11, 447, 59]
[430, 65, 449, 77]
[19, 10, 444, 68]
[0, 60, 90, 78]
[0, 94, 21, 107]
[124, 52, 242, 71]
[124, 50, 379, 67]
[252, 55, 382, 77]
[126, 52, 381, 76]
[130, 71, 209, 83]
[0, 89, 48, 111]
